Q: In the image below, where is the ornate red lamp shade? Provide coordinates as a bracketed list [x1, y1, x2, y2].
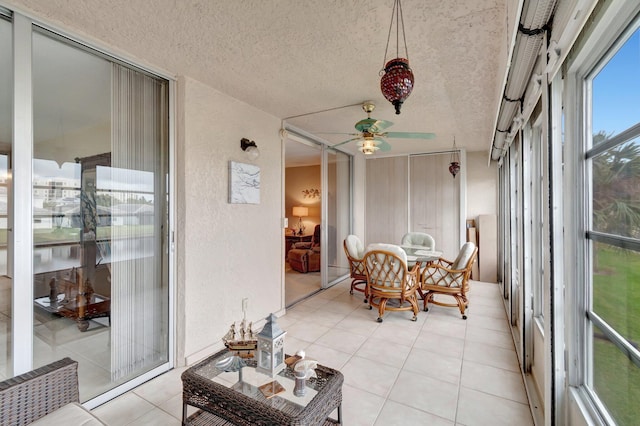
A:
[380, 58, 414, 115]
[449, 137, 461, 178]
[380, 0, 414, 114]
[449, 161, 461, 178]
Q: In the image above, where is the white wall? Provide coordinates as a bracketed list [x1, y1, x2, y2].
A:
[466, 151, 498, 219]
[177, 77, 284, 364]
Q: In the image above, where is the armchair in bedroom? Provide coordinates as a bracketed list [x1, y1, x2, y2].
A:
[288, 224, 321, 273]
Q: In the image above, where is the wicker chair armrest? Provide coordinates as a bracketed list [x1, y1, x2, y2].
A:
[434, 257, 454, 267]
[406, 264, 420, 289]
[0, 357, 79, 426]
[425, 262, 468, 275]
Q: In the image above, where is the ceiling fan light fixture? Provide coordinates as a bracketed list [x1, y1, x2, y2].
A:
[358, 138, 380, 155]
[380, 0, 414, 114]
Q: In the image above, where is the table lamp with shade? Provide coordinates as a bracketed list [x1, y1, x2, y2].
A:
[292, 206, 308, 235]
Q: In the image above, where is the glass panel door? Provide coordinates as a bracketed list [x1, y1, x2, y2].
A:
[0, 14, 11, 381]
[32, 29, 169, 401]
[326, 149, 350, 285]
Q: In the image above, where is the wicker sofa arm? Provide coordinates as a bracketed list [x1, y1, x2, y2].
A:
[0, 357, 80, 426]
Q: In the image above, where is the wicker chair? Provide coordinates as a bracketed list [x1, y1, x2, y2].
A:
[343, 235, 368, 301]
[363, 243, 420, 323]
[421, 242, 478, 319]
[0, 357, 105, 425]
[400, 232, 436, 250]
[400, 232, 436, 299]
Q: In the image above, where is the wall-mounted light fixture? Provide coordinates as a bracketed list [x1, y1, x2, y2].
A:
[241, 138, 260, 160]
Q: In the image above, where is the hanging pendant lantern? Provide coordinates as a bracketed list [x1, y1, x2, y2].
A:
[380, 0, 414, 114]
[381, 58, 414, 115]
[449, 137, 461, 178]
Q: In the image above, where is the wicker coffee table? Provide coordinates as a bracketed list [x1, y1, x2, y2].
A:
[181, 349, 343, 425]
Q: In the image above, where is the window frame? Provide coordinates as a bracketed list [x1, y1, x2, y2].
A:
[565, 2, 640, 423]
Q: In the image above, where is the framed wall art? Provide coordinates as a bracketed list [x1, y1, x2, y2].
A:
[229, 161, 260, 204]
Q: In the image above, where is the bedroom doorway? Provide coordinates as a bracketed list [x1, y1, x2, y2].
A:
[284, 137, 322, 306]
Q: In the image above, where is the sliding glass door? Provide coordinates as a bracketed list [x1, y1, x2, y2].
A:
[326, 149, 351, 285]
[0, 13, 12, 381]
[4, 12, 171, 403]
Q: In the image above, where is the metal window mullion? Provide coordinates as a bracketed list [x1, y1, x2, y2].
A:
[12, 13, 34, 375]
[587, 230, 640, 251]
[586, 122, 640, 159]
[587, 311, 640, 369]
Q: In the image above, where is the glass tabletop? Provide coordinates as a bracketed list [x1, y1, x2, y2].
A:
[187, 349, 337, 416]
[400, 245, 442, 262]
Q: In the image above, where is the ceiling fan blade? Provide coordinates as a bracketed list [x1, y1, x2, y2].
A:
[315, 132, 359, 136]
[383, 131, 436, 139]
[330, 137, 362, 148]
[355, 118, 394, 133]
[368, 119, 394, 133]
[374, 138, 392, 152]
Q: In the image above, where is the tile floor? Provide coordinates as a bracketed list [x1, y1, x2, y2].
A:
[92, 279, 533, 425]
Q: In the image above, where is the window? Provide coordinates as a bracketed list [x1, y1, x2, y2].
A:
[584, 22, 640, 426]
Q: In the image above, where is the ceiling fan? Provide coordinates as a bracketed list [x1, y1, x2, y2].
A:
[329, 101, 436, 154]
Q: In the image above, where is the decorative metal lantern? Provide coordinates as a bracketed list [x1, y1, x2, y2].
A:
[256, 313, 286, 377]
[449, 161, 460, 178]
[449, 137, 461, 178]
[379, 0, 414, 114]
[380, 58, 414, 115]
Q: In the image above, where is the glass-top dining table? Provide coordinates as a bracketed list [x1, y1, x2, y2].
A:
[400, 245, 442, 264]
[400, 245, 442, 299]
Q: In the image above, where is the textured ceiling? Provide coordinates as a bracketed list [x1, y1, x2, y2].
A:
[5, 0, 514, 158]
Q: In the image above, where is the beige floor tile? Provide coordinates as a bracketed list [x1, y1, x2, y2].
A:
[309, 309, 350, 328]
[61, 278, 532, 426]
[388, 370, 459, 421]
[334, 309, 382, 337]
[375, 400, 454, 425]
[425, 317, 468, 339]
[284, 321, 331, 343]
[126, 407, 181, 425]
[469, 303, 509, 320]
[463, 341, 520, 372]
[315, 328, 368, 354]
[413, 329, 465, 359]
[341, 355, 401, 397]
[295, 295, 332, 311]
[369, 320, 422, 346]
[92, 393, 155, 425]
[340, 384, 386, 426]
[460, 360, 528, 404]
[456, 387, 533, 426]
[403, 347, 463, 385]
[159, 393, 198, 422]
[284, 335, 310, 356]
[465, 325, 515, 350]
[465, 314, 510, 334]
[355, 337, 412, 369]
[303, 343, 353, 370]
[133, 367, 185, 406]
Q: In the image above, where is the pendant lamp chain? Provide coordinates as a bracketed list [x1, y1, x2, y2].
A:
[382, 0, 409, 67]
